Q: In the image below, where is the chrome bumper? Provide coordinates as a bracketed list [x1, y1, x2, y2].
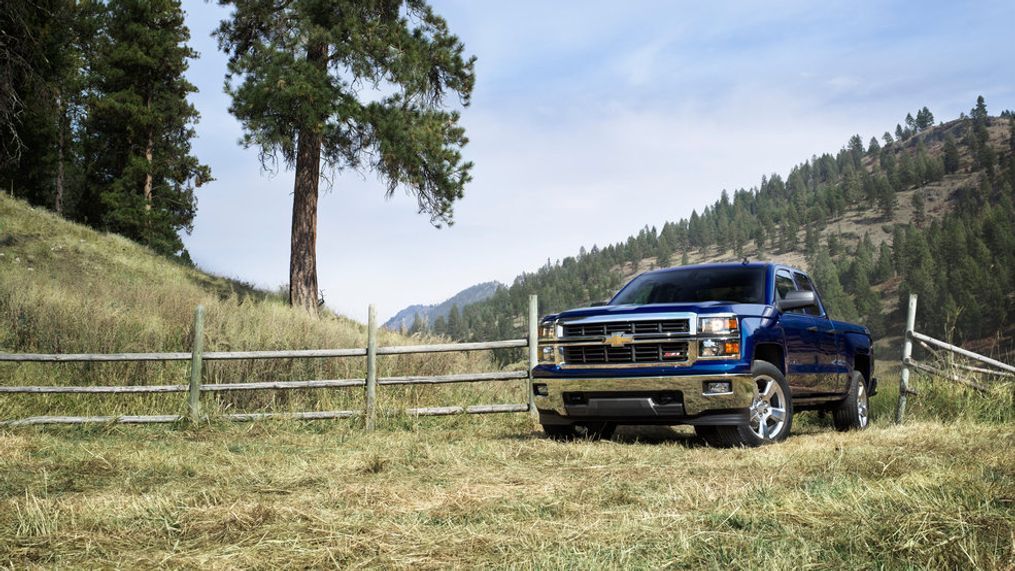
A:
[532, 373, 755, 418]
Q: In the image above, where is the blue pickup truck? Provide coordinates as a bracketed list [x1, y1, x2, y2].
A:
[532, 262, 876, 447]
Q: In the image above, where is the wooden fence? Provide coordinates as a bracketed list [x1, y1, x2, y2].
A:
[0, 296, 542, 428]
[895, 294, 1015, 423]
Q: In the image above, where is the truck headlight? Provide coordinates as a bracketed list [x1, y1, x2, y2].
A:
[539, 321, 557, 341]
[699, 316, 739, 336]
[538, 320, 558, 364]
[699, 339, 741, 358]
[539, 345, 558, 363]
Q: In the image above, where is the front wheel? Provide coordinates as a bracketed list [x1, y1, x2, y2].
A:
[699, 361, 794, 448]
[832, 371, 870, 431]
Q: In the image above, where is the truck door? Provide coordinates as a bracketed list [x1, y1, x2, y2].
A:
[776, 270, 821, 395]
[793, 271, 845, 394]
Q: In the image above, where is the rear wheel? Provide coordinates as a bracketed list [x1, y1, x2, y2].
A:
[699, 361, 793, 448]
[832, 371, 870, 431]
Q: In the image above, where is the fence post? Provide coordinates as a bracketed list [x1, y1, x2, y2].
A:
[527, 295, 539, 419]
[365, 304, 378, 430]
[188, 305, 205, 422]
[895, 294, 917, 424]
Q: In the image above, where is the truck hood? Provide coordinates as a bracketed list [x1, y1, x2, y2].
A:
[548, 301, 773, 322]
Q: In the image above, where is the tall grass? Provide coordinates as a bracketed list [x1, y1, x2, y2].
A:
[0, 195, 522, 422]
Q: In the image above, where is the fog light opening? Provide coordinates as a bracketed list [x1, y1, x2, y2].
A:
[533, 383, 549, 396]
[703, 381, 733, 395]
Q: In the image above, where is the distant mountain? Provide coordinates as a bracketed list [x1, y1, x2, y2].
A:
[384, 281, 504, 331]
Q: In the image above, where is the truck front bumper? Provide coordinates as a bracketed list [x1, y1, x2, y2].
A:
[532, 373, 755, 426]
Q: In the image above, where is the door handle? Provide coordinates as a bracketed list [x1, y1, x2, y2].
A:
[806, 326, 819, 332]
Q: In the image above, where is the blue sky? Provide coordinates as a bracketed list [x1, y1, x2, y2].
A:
[178, 0, 1015, 322]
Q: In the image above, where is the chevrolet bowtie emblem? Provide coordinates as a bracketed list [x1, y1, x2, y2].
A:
[604, 333, 634, 348]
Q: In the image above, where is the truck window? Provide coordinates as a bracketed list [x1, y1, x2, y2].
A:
[775, 270, 795, 301]
[792, 272, 824, 316]
[611, 267, 766, 305]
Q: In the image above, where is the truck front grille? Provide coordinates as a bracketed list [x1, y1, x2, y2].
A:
[561, 342, 689, 365]
[562, 319, 690, 337]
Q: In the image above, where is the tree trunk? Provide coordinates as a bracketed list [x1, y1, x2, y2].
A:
[289, 43, 327, 315]
[55, 92, 65, 215]
[143, 97, 154, 212]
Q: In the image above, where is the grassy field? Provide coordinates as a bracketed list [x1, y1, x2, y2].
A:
[2, 194, 1013, 568]
[1, 408, 1012, 569]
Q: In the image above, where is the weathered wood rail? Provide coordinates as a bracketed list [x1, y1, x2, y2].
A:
[0, 296, 541, 427]
[896, 294, 1015, 423]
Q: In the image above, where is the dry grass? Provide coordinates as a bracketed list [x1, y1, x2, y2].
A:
[0, 410, 1011, 569]
[0, 195, 513, 421]
[2, 191, 1013, 568]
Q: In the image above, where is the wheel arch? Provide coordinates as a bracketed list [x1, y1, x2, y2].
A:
[752, 343, 785, 374]
[853, 352, 872, 387]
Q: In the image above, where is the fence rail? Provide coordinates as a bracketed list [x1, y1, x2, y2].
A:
[896, 294, 1014, 423]
[0, 296, 541, 428]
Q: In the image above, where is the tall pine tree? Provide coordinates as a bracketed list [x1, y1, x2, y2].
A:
[83, 0, 210, 257]
[216, 0, 476, 314]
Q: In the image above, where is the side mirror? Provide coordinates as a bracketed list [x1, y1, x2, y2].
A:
[778, 290, 816, 312]
[590, 300, 609, 307]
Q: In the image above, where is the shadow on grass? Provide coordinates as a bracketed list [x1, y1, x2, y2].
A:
[500, 424, 709, 448]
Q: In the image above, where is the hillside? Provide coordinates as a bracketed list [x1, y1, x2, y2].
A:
[384, 281, 503, 332]
[440, 103, 1015, 357]
[0, 195, 507, 421]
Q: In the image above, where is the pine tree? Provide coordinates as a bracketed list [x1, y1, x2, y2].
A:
[1008, 115, 1015, 151]
[809, 246, 858, 322]
[0, 0, 90, 212]
[897, 152, 915, 188]
[876, 176, 897, 219]
[83, 0, 210, 257]
[217, 0, 476, 314]
[867, 137, 880, 154]
[432, 315, 447, 337]
[912, 190, 926, 227]
[971, 95, 988, 125]
[871, 242, 894, 283]
[848, 134, 864, 167]
[408, 313, 426, 335]
[943, 135, 960, 174]
[804, 225, 819, 256]
[882, 131, 894, 146]
[447, 305, 463, 339]
[915, 107, 934, 130]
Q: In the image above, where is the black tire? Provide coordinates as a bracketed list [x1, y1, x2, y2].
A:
[832, 370, 870, 431]
[699, 361, 794, 448]
[693, 425, 718, 444]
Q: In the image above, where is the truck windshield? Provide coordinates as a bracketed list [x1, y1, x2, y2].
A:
[611, 267, 766, 305]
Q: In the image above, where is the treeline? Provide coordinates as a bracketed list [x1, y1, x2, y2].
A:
[436, 98, 1015, 354]
[1, 0, 208, 259]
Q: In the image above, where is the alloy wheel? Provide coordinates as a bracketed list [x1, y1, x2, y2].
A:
[749, 375, 787, 440]
[857, 381, 869, 428]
